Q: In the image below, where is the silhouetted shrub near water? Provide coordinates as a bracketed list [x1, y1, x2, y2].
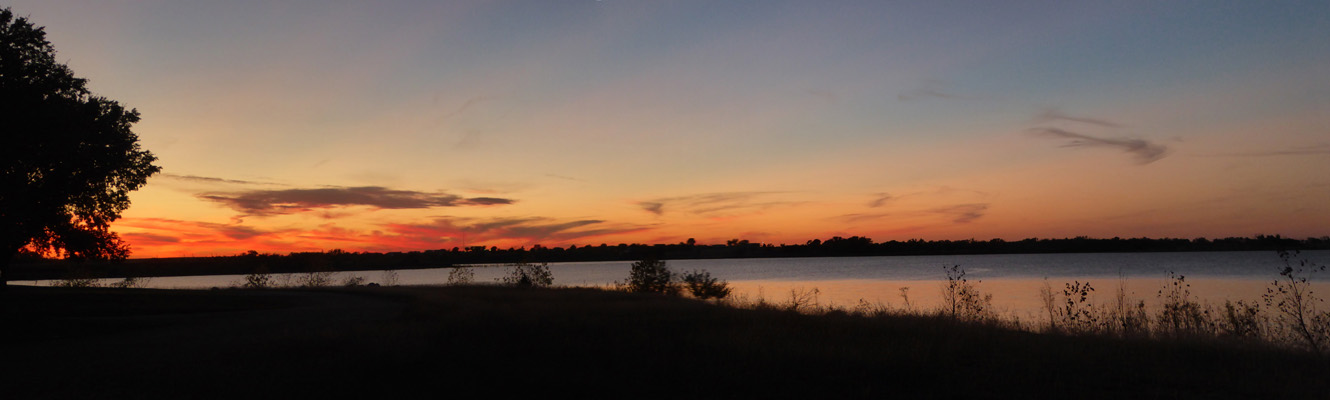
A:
[625, 258, 677, 295]
[680, 269, 732, 299]
[623, 258, 732, 300]
[500, 262, 553, 287]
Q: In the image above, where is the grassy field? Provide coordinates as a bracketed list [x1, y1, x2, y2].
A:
[4, 285, 1328, 399]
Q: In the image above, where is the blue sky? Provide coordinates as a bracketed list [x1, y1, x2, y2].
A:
[9, 1, 1329, 256]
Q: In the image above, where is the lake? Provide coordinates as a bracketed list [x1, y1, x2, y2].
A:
[23, 250, 1330, 317]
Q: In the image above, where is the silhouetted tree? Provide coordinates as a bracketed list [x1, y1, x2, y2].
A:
[0, 8, 160, 286]
[627, 258, 676, 295]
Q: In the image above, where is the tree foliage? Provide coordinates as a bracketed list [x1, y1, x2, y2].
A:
[626, 258, 676, 295]
[0, 8, 159, 283]
[680, 269, 731, 300]
[502, 263, 553, 288]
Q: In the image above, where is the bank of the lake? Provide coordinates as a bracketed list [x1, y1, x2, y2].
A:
[5, 285, 1327, 399]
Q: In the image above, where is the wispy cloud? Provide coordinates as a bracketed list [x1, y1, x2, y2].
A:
[114, 218, 299, 256]
[640, 202, 665, 216]
[199, 186, 515, 217]
[932, 203, 989, 223]
[867, 193, 894, 208]
[838, 213, 890, 223]
[433, 95, 494, 124]
[386, 217, 651, 244]
[1034, 108, 1122, 128]
[545, 173, 586, 182]
[1031, 127, 1169, 164]
[161, 173, 283, 186]
[898, 88, 961, 102]
[637, 192, 793, 216]
[119, 232, 181, 245]
[836, 202, 988, 225]
[1207, 143, 1330, 157]
[116, 215, 651, 258]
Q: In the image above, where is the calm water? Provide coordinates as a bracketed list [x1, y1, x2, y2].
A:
[25, 251, 1330, 316]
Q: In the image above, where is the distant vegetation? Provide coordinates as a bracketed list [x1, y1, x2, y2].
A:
[9, 234, 1328, 281]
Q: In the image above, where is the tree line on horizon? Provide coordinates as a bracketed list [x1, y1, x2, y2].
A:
[8, 234, 1329, 281]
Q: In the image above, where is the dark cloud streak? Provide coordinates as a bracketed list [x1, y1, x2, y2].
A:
[932, 203, 989, 223]
[390, 216, 647, 244]
[637, 192, 791, 216]
[1031, 127, 1169, 164]
[200, 186, 515, 217]
[867, 193, 893, 208]
[1034, 108, 1122, 128]
[161, 173, 283, 186]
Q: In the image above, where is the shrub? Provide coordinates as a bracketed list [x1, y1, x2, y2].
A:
[1220, 300, 1264, 341]
[1156, 271, 1214, 338]
[342, 276, 366, 287]
[381, 269, 400, 286]
[1263, 250, 1330, 352]
[502, 263, 553, 288]
[785, 287, 821, 312]
[680, 269, 731, 300]
[243, 267, 272, 289]
[298, 271, 335, 288]
[626, 258, 676, 295]
[1110, 277, 1150, 337]
[52, 268, 101, 288]
[941, 265, 992, 321]
[898, 287, 913, 312]
[447, 266, 475, 285]
[1060, 281, 1098, 334]
[108, 276, 150, 289]
[1039, 279, 1059, 331]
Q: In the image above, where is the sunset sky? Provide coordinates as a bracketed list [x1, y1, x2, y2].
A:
[11, 1, 1330, 258]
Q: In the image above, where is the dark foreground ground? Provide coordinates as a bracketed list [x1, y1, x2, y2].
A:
[4, 285, 1328, 399]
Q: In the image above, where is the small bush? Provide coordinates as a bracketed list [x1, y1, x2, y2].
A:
[941, 265, 992, 321]
[785, 287, 821, 312]
[1263, 250, 1330, 352]
[626, 258, 677, 295]
[1156, 271, 1214, 338]
[298, 271, 336, 288]
[1060, 281, 1098, 334]
[108, 276, 150, 289]
[1110, 277, 1150, 337]
[447, 266, 475, 285]
[1220, 300, 1264, 341]
[502, 263, 553, 288]
[342, 276, 366, 287]
[680, 269, 731, 300]
[381, 270, 400, 286]
[52, 268, 101, 288]
[1039, 279, 1059, 331]
[243, 268, 273, 289]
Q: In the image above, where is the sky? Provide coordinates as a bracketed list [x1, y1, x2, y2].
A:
[9, 1, 1330, 258]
